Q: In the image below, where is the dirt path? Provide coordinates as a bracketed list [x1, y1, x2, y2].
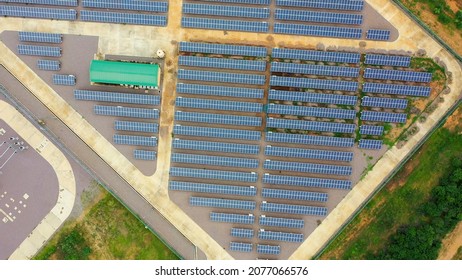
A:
[438, 221, 462, 259]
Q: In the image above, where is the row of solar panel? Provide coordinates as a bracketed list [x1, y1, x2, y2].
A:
[259, 230, 303, 243]
[276, 0, 364, 11]
[270, 62, 360, 78]
[179, 42, 267, 57]
[269, 90, 357, 106]
[178, 69, 266, 85]
[274, 23, 362, 39]
[75, 90, 160, 105]
[267, 104, 356, 120]
[82, 0, 168, 13]
[230, 242, 280, 255]
[19, 31, 62, 43]
[361, 96, 408, 109]
[275, 9, 363, 25]
[210, 212, 305, 229]
[18, 44, 61, 57]
[366, 29, 390, 41]
[183, 3, 270, 19]
[198, 0, 270, 5]
[266, 118, 356, 134]
[265, 145, 353, 162]
[170, 181, 257, 197]
[115, 120, 158, 133]
[0, 0, 77, 6]
[94, 105, 159, 119]
[364, 68, 432, 83]
[37, 59, 60, 71]
[266, 132, 354, 148]
[175, 97, 263, 112]
[173, 138, 260, 154]
[363, 82, 430, 97]
[359, 139, 383, 150]
[272, 48, 360, 64]
[134, 150, 156, 161]
[263, 173, 351, 189]
[270, 76, 358, 92]
[177, 83, 264, 99]
[52, 74, 75, 86]
[174, 124, 261, 141]
[172, 153, 259, 168]
[361, 111, 407, 123]
[175, 111, 262, 127]
[181, 17, 269, 33]
[179, 55, 266, 71]
[0, 5, 77, 20]
[264, 160, 352, 176]
[81, 10, 167, 26]
[113, 134, 157, 147]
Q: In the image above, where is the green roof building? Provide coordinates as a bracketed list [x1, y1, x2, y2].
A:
[89, 60, 160, 88]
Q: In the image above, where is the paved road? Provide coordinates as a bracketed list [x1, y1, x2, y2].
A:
[0, 67, 206, 260]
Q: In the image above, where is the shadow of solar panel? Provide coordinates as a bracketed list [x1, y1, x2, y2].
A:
[269, 90, 357, 105]
[134, 150, 156, 160]
[231, 228, 254, 239]
[170, 167, 258, 182]
[365, 54, 411, 67]
[173, 125, 261, 140]
[263, 173, 351, 189]
[270, 75, 358, 91]
[274, 23, 362, 39]
[75, 90, 160, 105]
[113, 134, 157, 146]
[359, 139, 383, 150]
[19, 31, 62, 43]
[0, 0, 77, 6]
[366, 29, 390, 41]
[275, 9, 363, 25]
[364, 68, 432, 83]
[37, 59, 60, 71]
[181, 17, 269, 33]
[183, 3, 270, 19]
[114, 120, 158, 133]
[258, 230, 304, 243]
[179, 42, 267, 57]
[94, 105, 159, 119]
[175, 97, 263, 112]
[179, 55, 266, 71]
[178, 69, 266, 85]
[173, 139, 260, 154]
[18, 44, 61, 57]
[265, 145, 353, 161]
[230, 242, 253, 252]
[260, 202, 327, 216]
[52, 74, 75, 86]
[80, 10, 167, 26]
[259, 216, 304, 228]
[190, 196, 256, 210]
[359, 125, 384, 136]
[363, 82, 430, 97]
[266, 118, 356, 134]
[172, 153, 259, 168]
[267, 104, 356, 119]
[210, 212, 255, 224]
[276, 0, 364, 11]
[170, 181, 256, 196]
[271, 62, 359, 77]
[262, 188, 328, 202]
[0, 5, 77, 20]
[175, 111, 262, 127]
[265, 132, 355, 147]
[361, 96, 408, 109]
[272, 48, 360, 64]
[177, 83, 264, 99]
[264, 160, 352, 175]
[361, 111, 407, 123]
[256, 244, 280, 255]
[82, 0, 168, 12]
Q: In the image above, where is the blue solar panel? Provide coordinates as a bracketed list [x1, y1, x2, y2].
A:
[75, 90, 160, 105]
[52, 74, 75, 86]
[80, 10, 167, 26]
[363, 83, 430, 97]
[230, 242, 253, 252]
[265, 145, 353, 162]
[210, 212, 255, 224]
[173, 139, 259, 155]
[82, 0, 168, 12]
[276, 0, 364, 11]
[269, 90, 357, 106]
[179, 42, 267, 57]
[359, 125, 384, 136]
[190, 196, 256, 210]
[365, 54, 411, 67]
[261, 201, 327, 216]
[361, 111, 407, 123]
[364, 68, 432, 83]
[231, 228, 254, 239]
[359, 139, 383, 150]
[266, 118, 356, 134]
[181, 17, 269, 33]
[178, 69, 265, 85]
[274, 23, 362, 39]
[18, 44, 61, 57]
[175, 111, 262, 127]
[266, 132, 354, 147]
[179, 56, 266, 71]
[175, 97, 262, 112]
[199, 0, 270, 4]
[170, 181, 256, 196]
[170, 167, 258, 182]
[37, 59, 60, 71]
[114, 121, 158, 133]
[272, 48, 360, 64]
[183, 3, 270, 19]
[172, 153, 259, 168]
[263, 173, 351, 189]
[177, 83, 264, 99]
[258, 230, 304, 243]
[275, 9, 362, 25]
[94, 105, 159, 119]
[174, 125, 261, 141]
[267, 104, 356, 119]
[271, 62, 360, 77]
[0, 0, 77, 6]
[361, 96, 408, 109]
[113, 134, 157, 147]
[259, 216, 304, 229]
[19, 31, 62, 43]
[134, 150, 156, 161]
[257, 244, 280, 255]
[270, 76, 358, 92]
[262, 188, 328, 202]
[366, 29, 390, 41]
[0, 5, 77, 20]
[264, 160, 352, 176]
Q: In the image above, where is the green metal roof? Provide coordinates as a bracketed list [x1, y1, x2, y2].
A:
[89, 60, 160, 87]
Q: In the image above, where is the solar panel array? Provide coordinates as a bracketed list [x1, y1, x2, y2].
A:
[75, 90, 160, 105]
[364, 68, 432, 83]
[270, 76, 358, 92]
[272, 48, 360, 64]
[175, 111, 261, 127]
[365, 54, 411, 67]
[80, 10, 167, 26]
[271, 62, 359, 78]
[231, 228, 254, 239]
[210, 212, 255, 224]
[37, 59, 60, 71]
[366, 29, 391, 41]
[359, 125, 384, 136]
[259, 216, 304, 229]
[198, 0, 270, 5]
[266, 132, 355, 148]
[276, 0, 364, 11]
[267, 104, 356, 119]
[52, 74, 75, 86]
[82, 0, 168, 13]
[258, 230, 304, 243]
[113, 134, 157, 147]
[177, 83, 264, 99]
[361, 96, 408, 109]
[114, 121, 158, 133]
[264, 160, 352, 176]
[190, 196, 256, 210]
[183, 3, 270, 19]
[174, 125, 261, 141]
[133, 150, 156, 161]
[230, 242, 253, 252]
[19, 31, 62, 43]
[358, 139, 383, 150]
[0, 0, 77, 6]
[261, 202, 327, 216]
[269, 90, 357, 106]
[179, 42, 267, 57]
[274, 23, 362, 39]
[175, 97, 263, 112]
[265, 145, 353, 162]
[170, 167, 258, 182]
[262, 188, 328, 202]
[94, 105, 159, 119]
[275, 9, 363, 25]
[361, 111, 407, 123]
[172, 153, 259, 168]
[266, 118, 356, 134]
[179, 56, 266, 71]
[181, 17, 269, 33]
[178, 69, 266, 85]
[18, 44, 61, 57]
[170, 181, 256, 196]
[363, 83, 431, 97]
[173, 139, 260, 155]
[263, 174, 351, 189]
[0, 5, 77, 20]
[256, 244, 280, 255]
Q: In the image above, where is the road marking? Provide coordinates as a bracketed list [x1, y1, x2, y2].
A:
[0, 208, 13, 222]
